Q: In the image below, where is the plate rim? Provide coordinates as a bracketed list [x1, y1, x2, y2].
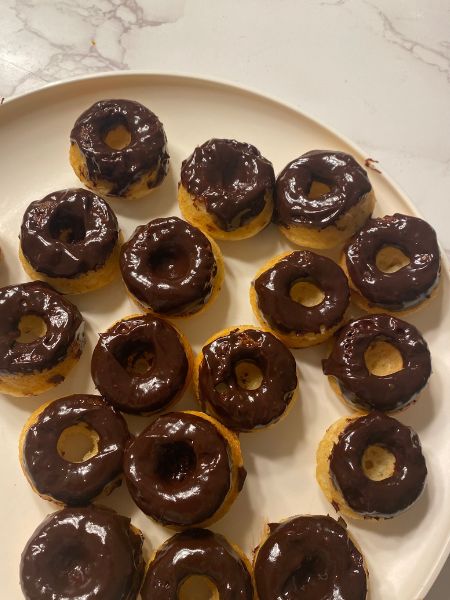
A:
[2, 70, 449, 598]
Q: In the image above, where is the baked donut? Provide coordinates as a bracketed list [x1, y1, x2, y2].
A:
[342, 213, 441, 315]
[120, 216, 223, 317]
[254, 515, 367, 600]
[70, 99, 169, 199]
[179, 138, 275, 240]
[194, 326, 298, 431]
[0, 281, 84, 396]
[274, 150, 375, 249]
[91, 314, 192, 415]
[141, 529, 253, 599]
[316, 412, 427, 519]
[19, 188, 121, 294]
[20, 506, 144, 600]
[323, 314, 431, 412]
[250, 250, 350, 348]
[123, 410, 246, 528]
[19, 394, 130, 506]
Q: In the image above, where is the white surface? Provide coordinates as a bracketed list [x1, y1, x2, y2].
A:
[0, 73, 448, 600]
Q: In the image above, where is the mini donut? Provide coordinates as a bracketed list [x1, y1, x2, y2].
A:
[274, 150, 375, 249]
[316, 412, 427, 520]
[20, 506, 144, 600]
[91, 314, 192, 415]
[254, 515, 367, 600]
[141, 529, 254, 599]
[0, 281, 85, 396]
[323, 314, 431, 412]
[70, 99, 169, 199]
[250, 250, 350, 348]
[179, 138, 275, 240]
[194, 325, 298, 431]
[342, 213, 441, 315]
[19, 188, 121, 294]
[123, 410, 246, 528]
[19, 394, 130, 506]
[120, 216, 223, 317]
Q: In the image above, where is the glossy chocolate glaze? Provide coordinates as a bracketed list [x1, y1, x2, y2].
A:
[254, 515, 367, 600]
[120, 216, 218, 315]
[180, 138, 275, 231]
[323, 314, 431, 412]
[141, 529, 253, 599]
[20, 506, 144, 600]
[22, 395, 130, 505]
[274, 150, 372, 229]
[91, 315, 189, 414]
[253, 251, 349, 334]
[330, 412, 427, 517]
[70, 99, 169, 195]
[123, 412, 237, 526]
[199, 327, 297, 431]
[345, 213, 440, 309]
[0, 281, 84, 374]
[20, 188, 119, 278]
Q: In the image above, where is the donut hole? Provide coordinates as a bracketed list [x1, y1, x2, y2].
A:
[114, 340, 155, 377]
[103, 122, 132, 150]
[148, 244, 190, 280]
[290, 280, 325, 307]
[49, 209, 86, 243]
[57, 423, 99, 463]
[362, 445, 396, 481]
[364, 339, 403, 376]
[376, 246, 410, 273]
[234, 360, 264, 390]
[16, 315, 47, 343]
[307, 180, 332, 199]
[282, 554, 327, 595]
[52, 544, 88, 588]
[155, 441, 196, 482]
[179, 575, 218, 599]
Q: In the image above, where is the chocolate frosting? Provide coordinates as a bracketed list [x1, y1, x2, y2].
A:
[22, 394, 130, 505]
[123, 412, 236, 526]
[199, 327, 297, 431]
[91, 315, 189, 414]
[120, 216, 217, 315]
[180, 138, 275, 231]
[345, 213, 440, 309]
[141, 529, 253, 599]
[274, 150, 372, 229]
[70, 99, 169, 195]
[253, 251, 349, 334]
[20, 188, 119, 278]
[330, 412, 427, 517]
[0, 281, 84, 374]
[254, 515, 367, 600]
[323, 314, 431, 412]
[20, 506, 144, 600]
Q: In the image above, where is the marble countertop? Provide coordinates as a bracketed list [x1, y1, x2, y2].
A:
[1, 0, 449, 597]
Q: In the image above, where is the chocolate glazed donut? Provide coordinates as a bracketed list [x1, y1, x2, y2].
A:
[20, 506, 144, 600]
[141, 529, 253, 600]
[274, 150, 372, 228]
[330, 412, 427, 517]
[70, 99, 169, 196]
[180, 138, 275, 231]
[198, 327, 297, 431]
[21, 395, 130, 505]
[254, 515, 367, 600]
[91, 315, 190, 414]
[323, 314, 431, 412]
[20, 188, 119, 278]
[344, 213, 440, 310]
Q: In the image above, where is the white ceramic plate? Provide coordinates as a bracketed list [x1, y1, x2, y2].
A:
[1, 73, 449, 600]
